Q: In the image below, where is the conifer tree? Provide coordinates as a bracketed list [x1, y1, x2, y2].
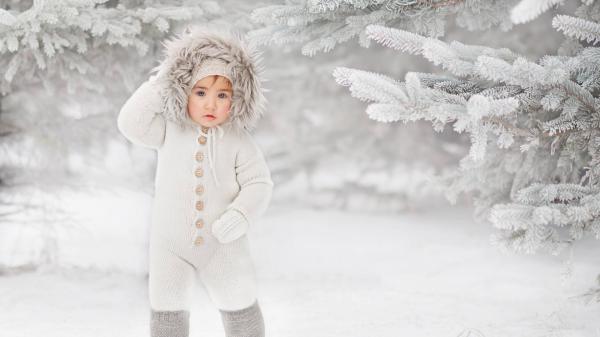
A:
[250, 0, 519, 56]
[0, 0, 220, 269]
[0, 0, 220, 191]
[251, 0, 600, 299]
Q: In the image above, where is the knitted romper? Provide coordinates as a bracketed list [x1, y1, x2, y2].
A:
[117, 29, 272, 337]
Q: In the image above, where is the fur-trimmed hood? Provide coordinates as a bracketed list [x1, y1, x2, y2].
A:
[153, 27, 267, 131]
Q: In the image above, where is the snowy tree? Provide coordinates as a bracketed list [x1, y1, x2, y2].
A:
[250, 1, 506, 211]
[251, 0, 600, 298]
[334, 2, 600, 256]
[249, 0, 561, 211]
[255, 42, 463, 212]
[249, 0, 519, 56]
[0, 0, 221, 93]
[0, 0, 221, 270]
[0, 0, 221, 188]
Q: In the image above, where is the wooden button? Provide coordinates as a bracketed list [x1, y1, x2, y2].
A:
[198, 136, 207, 145]
[195, 151, 204, 162]
[195, 168, 203, 177]
[201, 126, 209, 133]
[194, 236, 204, 245]
[195, 201, 204, 211]
[195, 219, 204, 228]
[195, 185, 204, 195]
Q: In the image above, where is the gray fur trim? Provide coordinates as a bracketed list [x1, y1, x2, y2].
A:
[153, 27, 267, 132]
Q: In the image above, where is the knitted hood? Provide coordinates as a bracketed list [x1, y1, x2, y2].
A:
[153, 27, 266, 131]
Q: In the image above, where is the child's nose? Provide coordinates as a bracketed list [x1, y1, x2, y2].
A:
[204, 95, 216, 110]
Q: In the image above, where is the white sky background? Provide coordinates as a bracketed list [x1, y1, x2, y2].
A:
[1, 1, 599, 336]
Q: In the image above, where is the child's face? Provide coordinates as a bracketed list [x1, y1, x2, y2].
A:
[188, 75, 233, 128]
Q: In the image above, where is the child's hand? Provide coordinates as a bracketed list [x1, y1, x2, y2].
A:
[211, 209, 249, 244]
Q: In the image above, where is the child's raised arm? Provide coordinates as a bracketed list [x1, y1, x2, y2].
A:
[117, 76, 166, 149]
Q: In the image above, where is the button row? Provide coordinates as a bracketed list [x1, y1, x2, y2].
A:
[194, 129, 207, 246]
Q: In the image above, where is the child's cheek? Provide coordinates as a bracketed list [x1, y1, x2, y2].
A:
[187, 96, 201, 118]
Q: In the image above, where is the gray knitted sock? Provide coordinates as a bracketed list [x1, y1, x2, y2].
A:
[150, 310, 190, 337]
[219, 300, 265, 337]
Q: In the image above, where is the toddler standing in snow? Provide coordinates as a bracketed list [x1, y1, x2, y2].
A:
[117, 27, 273, 337]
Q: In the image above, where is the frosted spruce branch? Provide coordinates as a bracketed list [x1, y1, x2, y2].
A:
[334, 1, 600, 255]
[0, 0, 219, 91]
[490, 184, 600, 254]
[249, 0, 517, 56]
[553, 14, 600, 45]
[510, 0, 566, 24]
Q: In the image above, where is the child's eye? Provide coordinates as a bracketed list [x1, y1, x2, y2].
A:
[195, 90, 205, 97]
[218, 93, 230, 99]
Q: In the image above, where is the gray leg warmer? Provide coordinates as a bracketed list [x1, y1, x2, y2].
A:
[150, 310, 190, 337]
[219, 300, 265, 337]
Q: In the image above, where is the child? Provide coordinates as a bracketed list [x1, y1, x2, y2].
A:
[117, 27, 273, 337]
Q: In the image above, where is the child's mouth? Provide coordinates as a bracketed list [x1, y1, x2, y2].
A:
[204, 114, 216, 119]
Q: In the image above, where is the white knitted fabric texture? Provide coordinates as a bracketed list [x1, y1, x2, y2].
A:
[191, 58, 232, 87]
[212, 208, 250, 244]
[148, 237, 259, 311]
[118, 78, 273, 311]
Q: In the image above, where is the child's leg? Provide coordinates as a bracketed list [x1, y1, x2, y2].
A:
[219, 300, 265, 337]
[150, 310, 190, 337]
[198, 238, 265, 337]
[149, 245, 196, 337]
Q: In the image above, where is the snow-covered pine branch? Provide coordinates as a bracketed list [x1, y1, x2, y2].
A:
[334, 66, 524, 159]
[0, 0, 220, 92]
[553, 14, 600, 44]
[490, 184, 600, 254]
[475, 56, 569, 87]
[510, 0, 566, 24]
[332, 1, 600, 258]
[367, 24, 522, 78]
[249, 0, 518, 56]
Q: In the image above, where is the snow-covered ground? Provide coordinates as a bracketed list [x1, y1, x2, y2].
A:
[1, 205, 599, 337]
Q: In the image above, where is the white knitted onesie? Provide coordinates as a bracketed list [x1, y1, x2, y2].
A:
[118, 79, 273, 312]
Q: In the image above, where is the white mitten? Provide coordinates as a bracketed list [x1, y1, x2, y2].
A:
[211, 209, 249, 244]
